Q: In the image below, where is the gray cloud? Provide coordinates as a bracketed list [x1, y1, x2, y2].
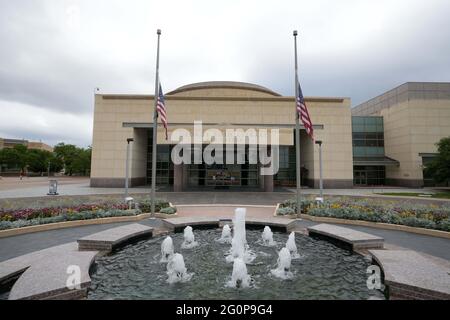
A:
[0, 0, 450, 147]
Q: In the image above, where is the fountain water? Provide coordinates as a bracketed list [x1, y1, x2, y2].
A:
[226, 208, 255, 264]
[226, 237, 245, 263]
[286, 232, 301, 259]
[227, 258, 251, 288]
[160, 236, 174, 262]
[261, 226, 276, 246]
[234, 208, 247, 246]
[270, 247, 294, 279]
[218, 225, 232, 244]
[166, 253, 192, 284]
[181, 226, 198, 249]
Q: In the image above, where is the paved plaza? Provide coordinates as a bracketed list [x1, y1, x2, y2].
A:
[0, 176, 449, 270]
[1, 215, 449, 263]
[0, 177, 447, 205]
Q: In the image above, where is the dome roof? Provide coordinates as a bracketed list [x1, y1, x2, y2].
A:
[167, 81, 281, 97]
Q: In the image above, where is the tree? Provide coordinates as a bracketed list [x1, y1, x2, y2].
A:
[71, 147, 92, 176]
[26, 149, 63, 175]
[53, 143, 91, 176]
[54, 143, 79, 175]
[0, 145, 29, 173]
[13, 145, 29, 173]
[26, 149, 52, 174]
[425, 137, 450, 184]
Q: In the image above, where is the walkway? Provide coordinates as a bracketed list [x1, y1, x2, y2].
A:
[1, 177, 447, 204]
[1, 217, 449, 263]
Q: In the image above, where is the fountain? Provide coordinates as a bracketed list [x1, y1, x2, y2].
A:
[89, 227, 386, 300]
[218, 225, 232, 244]
[226, 208, 255, 264]
[233, 208, 247, 246]
[286, 232, 301, 259]
[166, 253, 192, 284]
[271, 247, 294, 280]
[261, 226, 276, 246]
[181, 226, 199, 249]
[226, 237, 246, 263]
[227, 258, 251, 288]
[160, 236, 174, 262]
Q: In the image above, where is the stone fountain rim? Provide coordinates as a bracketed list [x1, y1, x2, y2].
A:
[1, 218, 448, 301]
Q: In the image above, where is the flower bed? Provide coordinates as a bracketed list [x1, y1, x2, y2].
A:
[277, 198, 450, 232]
[0, 199, 176, 231]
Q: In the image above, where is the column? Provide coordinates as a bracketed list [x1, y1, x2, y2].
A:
[174, 164, 183, 192]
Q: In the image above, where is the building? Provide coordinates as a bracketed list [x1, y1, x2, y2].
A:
[0, 138, 54, 175]
[27, 141, 54, 153]
[0, 138, 53, 152]
[90, 81, 450, 191]
[91, 81, 353, 190]
[352, 82, 450, 187]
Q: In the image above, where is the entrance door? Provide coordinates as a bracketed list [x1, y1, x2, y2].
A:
[206, 165, 241, 187]
[354, 170, 367, 186]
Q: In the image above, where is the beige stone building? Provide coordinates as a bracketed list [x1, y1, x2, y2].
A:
[0, 138, 53, 152]
[91, 81, 450, 190]
[90, 81, 354, 190]
[352, 82, 450, 187]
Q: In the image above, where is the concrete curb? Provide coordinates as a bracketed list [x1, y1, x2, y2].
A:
[300, 214, 450, 239]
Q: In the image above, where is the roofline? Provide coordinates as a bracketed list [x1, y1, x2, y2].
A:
[352, 82, 409, 109]
[99, 94, 348, 103]
[353, 81, 450, 109]
[166, 82, 282, 97]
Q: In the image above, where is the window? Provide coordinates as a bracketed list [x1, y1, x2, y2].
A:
[353, 166, 386, 186]
[274, 146, 297, 187]
[352, 117, 385, 158]
[147, 129, 174, 186]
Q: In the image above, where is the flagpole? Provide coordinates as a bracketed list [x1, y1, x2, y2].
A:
[151, 29, 161, 216]
[293, 30, 302, 217]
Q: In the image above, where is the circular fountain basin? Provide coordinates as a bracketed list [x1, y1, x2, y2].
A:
[87, 229, 385, 300]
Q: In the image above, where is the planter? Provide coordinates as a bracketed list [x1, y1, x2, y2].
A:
[0, 213, 152, 238]
[301, 214, 450, 239]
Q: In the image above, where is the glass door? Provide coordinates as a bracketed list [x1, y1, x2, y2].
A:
[206, 165, 241, 187]
[354, 170, 367, 186]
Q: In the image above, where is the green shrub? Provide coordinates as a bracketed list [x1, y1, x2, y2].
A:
[381, 211, 403, 225]
[280, 199, 315, 214]
[159, 206, 177, 215]
[437, 219, 450, 232]
[139, 199, 170, 213]
[400, 217, 436, 230]
[277, 207, 296, 216]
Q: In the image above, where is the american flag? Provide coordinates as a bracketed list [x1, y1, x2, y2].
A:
[296, 83, 314, 140]
[156, 83, 168, 140]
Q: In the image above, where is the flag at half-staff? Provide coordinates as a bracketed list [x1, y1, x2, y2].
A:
[296, 83, 314, 140]
[156, 83, 168, 140]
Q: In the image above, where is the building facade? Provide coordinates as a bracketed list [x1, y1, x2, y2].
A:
[90, 81, 450, 190]
[90, 81, 354, 190]
[0, 138, 53, 152]
[352, 82, 450, 187]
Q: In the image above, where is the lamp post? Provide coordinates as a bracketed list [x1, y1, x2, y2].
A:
[315, 140, 324, 201]
[47, 161, 51, 178]
[125, 138, 134, 200]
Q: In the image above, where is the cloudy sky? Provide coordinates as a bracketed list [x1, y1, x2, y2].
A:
[1, 0, 450, 147]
